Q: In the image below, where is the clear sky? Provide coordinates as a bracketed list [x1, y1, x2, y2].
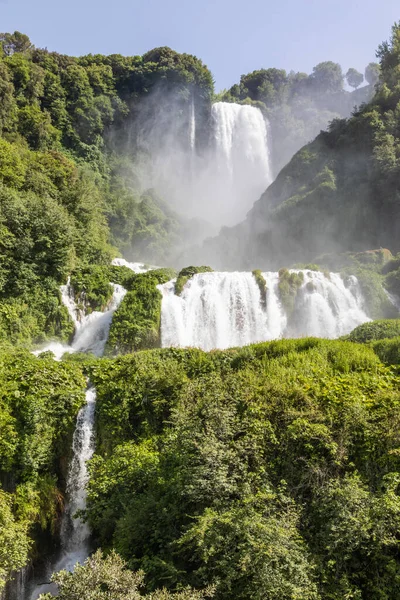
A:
[0, 0, 398, 90]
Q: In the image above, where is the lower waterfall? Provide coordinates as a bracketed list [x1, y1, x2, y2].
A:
[158, 270, 371, 351]
[27, 281, 126, 599]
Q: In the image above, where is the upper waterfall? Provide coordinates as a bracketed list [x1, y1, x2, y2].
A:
[135, 99, 272, 230]
[210, 102, 272, 224]
[158, 270, 371, 351]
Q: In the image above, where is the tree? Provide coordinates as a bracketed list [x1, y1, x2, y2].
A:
[365, 62, 380, 86]
[0, 490, 31, 591]
[346, 68, 364, 89]
[0, 31, 33, 56]
[239, 68, 288, 105]
[310, 62, 344, 94]
[38, 550, 214, 600]
[377, 22, 400, 90]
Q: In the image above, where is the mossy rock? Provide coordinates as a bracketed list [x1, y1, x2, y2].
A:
[278, 269, 304, 315]
[175, 266, 214, 296]
[252, 269, 267, 308]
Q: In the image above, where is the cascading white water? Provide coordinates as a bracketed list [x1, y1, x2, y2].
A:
[135, 99, 272, 230]
[158, 270, 371, 351]
[33, 282, 127, 360]
[208, 102, 272, 225]
[111, 257, 152, 273]
[28, 281, 127, 599]
[29, 389, 97, 600]
[189, 98, 196, 152]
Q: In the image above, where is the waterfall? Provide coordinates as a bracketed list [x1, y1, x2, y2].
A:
[158, 270, 371, 351]
[208, 102, 272, 225]
[60, 387, 96, 564]
[27, 281, 127, 599]
[33, 282, 126, 360]
[189, 98, 196, 152]
[30, 389, 97, 600]
[135, 99, 272, 230]
[111, 257, 151, 273]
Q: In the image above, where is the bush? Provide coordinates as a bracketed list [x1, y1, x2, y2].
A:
[105, 269, 176, 356]
[70, 265, 113, 313]
[372, 337, 400, 364]
[348, 319, 400, 343]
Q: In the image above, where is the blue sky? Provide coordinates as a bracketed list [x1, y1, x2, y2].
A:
[0, 0, 398, 90]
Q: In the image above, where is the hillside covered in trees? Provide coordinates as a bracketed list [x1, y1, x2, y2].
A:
[2, 22, 400, 600]
[205, 23, 400, 273]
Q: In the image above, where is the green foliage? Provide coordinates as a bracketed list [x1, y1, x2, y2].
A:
[0, 31, 33, 57]
[85, 338, 400, 598]
[0, 489, 31, 590]
[252, 269, 267, 307]
[348, 319, 400, 343]
[105, 269, 176, 356]
[346, 68, 364, 90]
[365, 62, 380, 86]
[372, 337, 400, 364]
[278, 268, 304, 314]
[310, 61, 344, 94]
[385, 265, 400, 297]
[0, 347, 86, 588]
[70, 266, 113, 313]
[39, 549, 214, 599]
[175, 266, 214, 296]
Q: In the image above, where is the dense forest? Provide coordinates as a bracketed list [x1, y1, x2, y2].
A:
[1, 21, 400, 600]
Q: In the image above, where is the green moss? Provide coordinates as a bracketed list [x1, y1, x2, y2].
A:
[278, 268, 304, 315]
[105, 268, 176, 356]
[348, 319, 400, 343]
[175, 266, 214, 296]
[252, 269, 267, 307]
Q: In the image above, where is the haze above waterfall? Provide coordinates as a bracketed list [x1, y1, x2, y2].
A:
[135, 99, 272, 229]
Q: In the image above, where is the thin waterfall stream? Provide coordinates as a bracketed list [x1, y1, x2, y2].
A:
[26, 281, 127, 600]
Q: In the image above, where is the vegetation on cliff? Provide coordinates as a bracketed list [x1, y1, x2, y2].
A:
[105, 268, 176, 356]
[175, 266, 214, 296]
[83, 337, 400, 599]
[0, 348, 86, 590]
[0, 32, 213, 346]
